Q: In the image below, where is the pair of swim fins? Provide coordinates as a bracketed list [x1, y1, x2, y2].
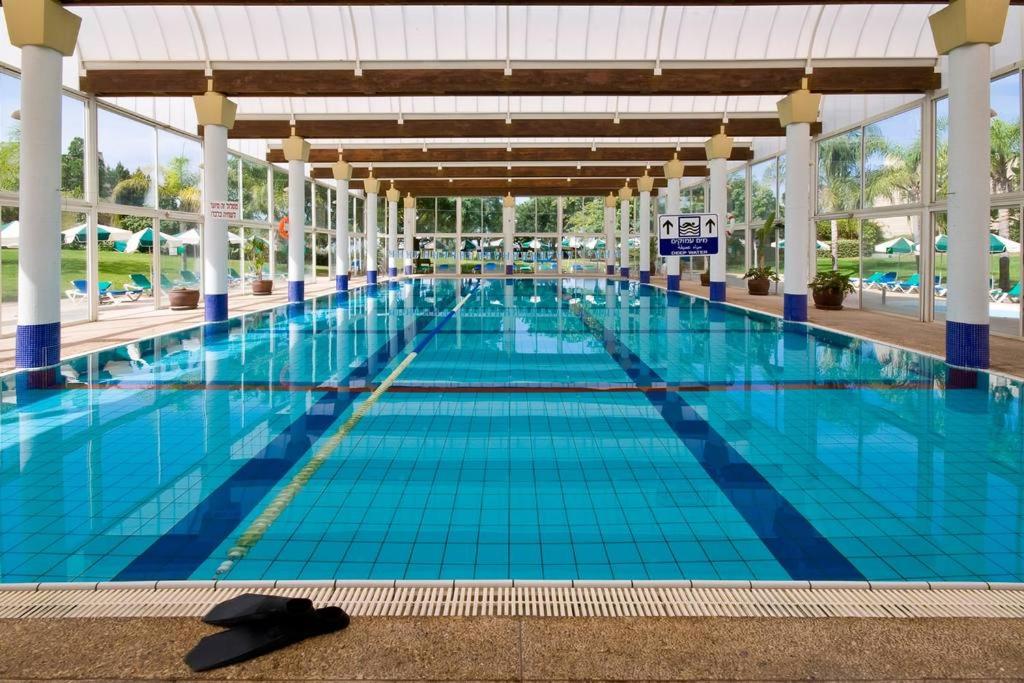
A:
[184, 594, 350, 672]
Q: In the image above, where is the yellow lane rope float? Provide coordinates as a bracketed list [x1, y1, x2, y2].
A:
[215, 285, 478, 575]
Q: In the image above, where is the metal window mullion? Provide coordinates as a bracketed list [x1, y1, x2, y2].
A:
[920, 91, 935, 323]
[85, 96, 100, 323]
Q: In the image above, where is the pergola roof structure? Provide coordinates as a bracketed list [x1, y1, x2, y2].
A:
[2, 2, 991, 194]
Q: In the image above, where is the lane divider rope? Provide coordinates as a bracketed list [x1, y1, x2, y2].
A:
[215, 282, 480, 576]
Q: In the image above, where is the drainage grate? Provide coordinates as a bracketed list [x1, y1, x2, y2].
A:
[2, 582, 1024, 619]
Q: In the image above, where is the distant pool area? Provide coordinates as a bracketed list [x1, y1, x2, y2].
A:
[1, 277, 1022, 585]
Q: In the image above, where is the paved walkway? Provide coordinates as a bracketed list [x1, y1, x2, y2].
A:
[2, 615, 1024, 680]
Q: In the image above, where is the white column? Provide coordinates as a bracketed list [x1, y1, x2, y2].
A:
[930, 0, 1008, 369]
[618, 183, 632, 278]
[403, 193, 416, 275]
[503, 193, 515, 274]
[777, 79, 820, 322]
[7, 0, 81, 369]
[664, 154, 684, 291]
[364, 175, 379, 285]
[637, 173, 653, 283]
[385, 182, 400, 277]
[603, 193, 616, 276]
[706, 127, 733, 303]
[282, 131, 310, 303]
[332, 158, 352, 291]
[194, 87, 237, 322]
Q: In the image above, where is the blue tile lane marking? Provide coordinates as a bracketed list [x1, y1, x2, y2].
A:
[413, 282, 481, 354]
[566, 296, 866, 582]
[113, 295, 457, 581]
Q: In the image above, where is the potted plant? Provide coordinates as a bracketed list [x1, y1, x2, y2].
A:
[809, 270, 855, 310]
[247, 237, 273, 295]
[168, 285, 199, 310]
[742, 265, 779, 295]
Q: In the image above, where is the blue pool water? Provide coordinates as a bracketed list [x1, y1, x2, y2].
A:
[2, 278, 1023, 583]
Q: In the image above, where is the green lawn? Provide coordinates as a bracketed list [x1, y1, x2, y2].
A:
[817, 254, 1022, 285]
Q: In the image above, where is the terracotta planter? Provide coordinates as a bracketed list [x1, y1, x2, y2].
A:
[747, 277, 771, 295]
[813, 288, 846, 310]
[699, 272, 711, 286]
[168, 288, 199, 310]
[252, 279, 274, 296]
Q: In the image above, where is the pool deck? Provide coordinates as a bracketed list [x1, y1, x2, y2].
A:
[3, 615, 1024, 680]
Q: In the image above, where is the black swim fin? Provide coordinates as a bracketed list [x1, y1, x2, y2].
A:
[185, 606, 350, 672]
[201, 593, 315, 627]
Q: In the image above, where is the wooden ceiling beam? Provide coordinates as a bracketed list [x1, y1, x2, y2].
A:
[80, 65, 939, 97]
[310, 165, 709, 180]
[228, 116, 815, 139]
[50, 2, 1024, 7]
[358, 178, 673, 197]
[268, 145, 752, 164]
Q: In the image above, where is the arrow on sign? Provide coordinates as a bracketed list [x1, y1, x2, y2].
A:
[662, 219, 674, 231]
[706, 218, 716, 230]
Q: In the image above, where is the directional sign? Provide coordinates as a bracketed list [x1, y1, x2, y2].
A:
[207, 200, 240, 220]
[658, 213, 719, 256]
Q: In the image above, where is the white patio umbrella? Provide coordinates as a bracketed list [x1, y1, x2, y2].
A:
[0, 220, 19, 247]
[124, 228, 182, 253]
[992, 234, 1022, 253]
[177, 228, 242, 246]
[61, 223, 132, 244]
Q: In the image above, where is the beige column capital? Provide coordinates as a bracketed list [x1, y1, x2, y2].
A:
[332, 158, 353, 181]
[503, 193, 515, 208]
[637, 172, 654, 194]
[604, 192, 617, 208]
[385, 181, 400, 203]
[3, 0, 81, 56]
[930, 0, 1009, 54]
[777, 78, 821, 127]
[193, 87, 237, 130]
[705, 126, 734, 161]
[404, 192, 415, 209]
[663, 154, 684, 180]
[363, 173, 380, 195]
[282, 131, 311, 162]
[618, 182, 633, 201]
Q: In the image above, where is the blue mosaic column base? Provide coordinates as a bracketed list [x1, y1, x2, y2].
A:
[606, 265, 615, 275]
[336, 274, 349, 292]
[404, 266, 413, 275]
[204, 293, 228, 322]
[388, 267, 398, 277]
[287, 280, 304, 303]
[667, 275, 680, 291]
[639, 270, 650, 284]
[367, 270, 378, 285]
[15, 322, 60, 369]
[946, 320, 990, 369]
[783, 293, 808, 322]
[620, 267, 629, 278]
[709, 281, 726, 302]
[505, 265, 514, 275]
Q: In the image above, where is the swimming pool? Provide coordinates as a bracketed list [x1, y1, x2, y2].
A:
[1, 277, 1022, 584]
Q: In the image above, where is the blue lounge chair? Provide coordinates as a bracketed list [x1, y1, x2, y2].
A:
[866, 271, 898, 290]
[483, 262, 498, 273]
[180, 270, 200, 286]
[993, 281, 1021, 303]
[161, 274, 177, 290]
[123, 273, 154, 301]
[228, 267, 242, 286]
[437, 263, 454, 274]
[892, 273, 920, 293]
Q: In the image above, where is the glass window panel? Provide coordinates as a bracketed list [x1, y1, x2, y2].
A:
[514, 197, 536, 233]
[935, 97, 949, 200]
[315, 184, 329, 228]
[157, 129, 201, 213]
[461, 197, 482, 233]
[0, 73, 18, 194]
[859, 215, 921, 319]
[96, 212, 157, 316]
[242, 158, 269, 221]
[272, 168, 287, 221]
[99, 108, 156, 208]
[563, 196, 603, 234]
[990, 205, 1022, 336]
[227, 154, 240, 204]
[159, 220, 200, 304]
[58, 211, 88, 323]
[536, 197, 557, 233]
[727, 169, 745, 224]
[817, 129, 862, 213]
[436, 197, 456, 233]
[864, 108, 922, 208]
[750, 159, 778, 225]
[777, 155, 787, 218]
[416, 197, 436, 232]
[61, 96, 86, 200]
[305, 181, 313, 226]
[990, 72, 1021, 194]
[481, 197, 502, 232]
